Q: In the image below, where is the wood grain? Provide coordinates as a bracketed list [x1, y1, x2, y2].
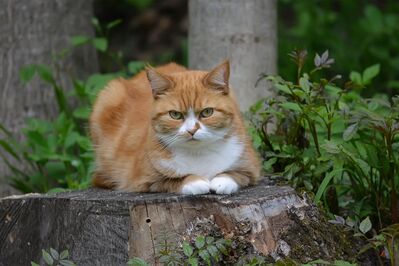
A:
[0, 181, 309, 265]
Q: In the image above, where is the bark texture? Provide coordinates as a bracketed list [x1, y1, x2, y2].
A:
[0, 0, 99, 196]
[189, 0, 277, 111]
[0, 181, 369, 265]
[0, 183, 308, 265]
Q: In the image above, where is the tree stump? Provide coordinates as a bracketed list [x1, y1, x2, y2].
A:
[0, 181, 367, 265]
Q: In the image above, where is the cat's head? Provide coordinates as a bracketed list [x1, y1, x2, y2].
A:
[146, 61, 239, 149]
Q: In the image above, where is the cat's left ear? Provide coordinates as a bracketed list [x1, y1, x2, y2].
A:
[204, 60, 230, 94]
[146, 66, 172, 98]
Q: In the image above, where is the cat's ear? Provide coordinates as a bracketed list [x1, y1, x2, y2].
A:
[146, 66, 172, 97]
[204, 60, 230, 94]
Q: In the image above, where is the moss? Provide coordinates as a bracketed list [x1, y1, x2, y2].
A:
[181, 205, 376, 265]
[276, 204, 376, 265]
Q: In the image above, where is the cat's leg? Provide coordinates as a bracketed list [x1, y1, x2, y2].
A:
[210, 171, 252, 194]
[92, 172, 115, 189]
[149, 175, 210, 195]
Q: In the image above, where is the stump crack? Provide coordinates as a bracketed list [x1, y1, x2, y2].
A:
[144, 201, 157, 260]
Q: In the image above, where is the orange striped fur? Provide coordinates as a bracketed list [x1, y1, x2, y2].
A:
[89, 61, 260, 194]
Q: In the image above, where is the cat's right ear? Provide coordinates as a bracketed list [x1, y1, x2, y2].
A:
[146, 66, 172, 98]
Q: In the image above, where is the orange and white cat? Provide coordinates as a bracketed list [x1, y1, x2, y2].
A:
[89, 60, 260, 194]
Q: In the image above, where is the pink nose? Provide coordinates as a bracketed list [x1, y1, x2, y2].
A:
[187, 122, 200, 136]
[187, 128, 198, 136]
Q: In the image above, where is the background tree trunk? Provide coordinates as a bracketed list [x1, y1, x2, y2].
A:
[0, 0, 99, 197]
[189, 0, 277, 111]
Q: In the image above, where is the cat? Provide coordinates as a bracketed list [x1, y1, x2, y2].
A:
[89, 60, 261, 194]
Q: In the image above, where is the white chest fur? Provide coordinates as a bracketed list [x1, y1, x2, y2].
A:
[161, 136, 244, 178]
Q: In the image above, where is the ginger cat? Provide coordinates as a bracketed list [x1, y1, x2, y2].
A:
[89, 61, 260, 194]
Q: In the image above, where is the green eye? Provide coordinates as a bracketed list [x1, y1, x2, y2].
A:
[169, 110, 184, 120]
[200, 107, 214, 118]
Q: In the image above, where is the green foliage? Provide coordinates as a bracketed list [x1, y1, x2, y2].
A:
[128, 234, 231, 266]
[278, 1, 399, 96]
[31, 248, 75, 266]
[0, 19, 144, 193]
[250, 49, 399, 228]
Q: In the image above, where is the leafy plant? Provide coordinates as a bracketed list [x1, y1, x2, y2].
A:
[127, 235, 231, 266]
[250, 48, 398, 228]
[278, 1, 399, 96]
[31, 248, 76, 266]
[0, 19, 145, 193]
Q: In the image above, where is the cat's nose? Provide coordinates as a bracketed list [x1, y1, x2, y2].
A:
[187, 122, 200, 136]
[187, 128, 198, 136]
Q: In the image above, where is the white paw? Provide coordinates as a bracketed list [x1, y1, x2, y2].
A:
[181, 179, 210, 195]
[210, 176, 239, 194]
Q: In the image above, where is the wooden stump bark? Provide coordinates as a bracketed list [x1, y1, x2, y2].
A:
[0, 182, 367, 265]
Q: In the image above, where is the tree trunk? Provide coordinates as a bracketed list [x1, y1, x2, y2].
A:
[0, 0, 99, 197]
[189, 0, 277, 111]
[0, 181, 370, 265]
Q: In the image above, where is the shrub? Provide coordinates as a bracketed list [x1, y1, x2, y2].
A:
[250, 49, 399, 227]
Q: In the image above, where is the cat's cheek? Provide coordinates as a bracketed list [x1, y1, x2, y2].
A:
[210, 176, 239, 194]
[181, 179, 210, 195]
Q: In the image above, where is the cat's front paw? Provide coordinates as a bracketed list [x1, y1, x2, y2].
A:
[210, 176, 239, 194]
[181, 179, 210, 195]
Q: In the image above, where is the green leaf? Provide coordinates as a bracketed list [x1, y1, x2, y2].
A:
[343, 123, 358, 141]
[128, 61, 145, 75]
[42, 249, 54, 265]
[60, 250, 69, 260]
[205, 236, 214, 244]
[45, 162, 66, 179]
[280, 102, 302, 112]
[106, 19, 122, 30]
[0, 140, 20, 161]
[73, 80, 87, 98]
[299, 77, 310, 93]
[263, 157, 277, 172]
[127, 257, 149, 266]
[59, 260, 77, 266]
[50, 248, 59, 260]
[20, 65, 37, 84]
[188, 257, 199, 266]
[47, 187, 69, 194]
[73, 106, 91, 120]
[315, 170, 341, 203]
[349, 71, 362, 85]
[71, 35, 90, 46]
[92, 37, 108, 52]
[182, 241, 193, 257]
[31, 262, 40, 266]
[333, 260, 356, 266]
[36, 64, 55, 84]
[64, 132, 80, 149]
[321, 140, 340, 154]
[275, 83, 292, 94]
[359, 217, 372, 234]
[27, 131, 48, 148]
[215, 241, 228, 255]
[206, 245, 220, 260]
[362, 64, 380, 85]
[198, 249, 211, 264]
[195, 235, 205, 249]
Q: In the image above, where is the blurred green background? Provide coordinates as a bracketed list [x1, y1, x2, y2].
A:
[95, 0, 399, 96]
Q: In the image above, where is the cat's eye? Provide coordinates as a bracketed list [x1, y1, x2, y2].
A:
[200, 107, 214, 118]
[169, 110, 184, 120]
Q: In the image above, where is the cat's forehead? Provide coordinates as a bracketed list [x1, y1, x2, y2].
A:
[169, 71, 208, 89]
